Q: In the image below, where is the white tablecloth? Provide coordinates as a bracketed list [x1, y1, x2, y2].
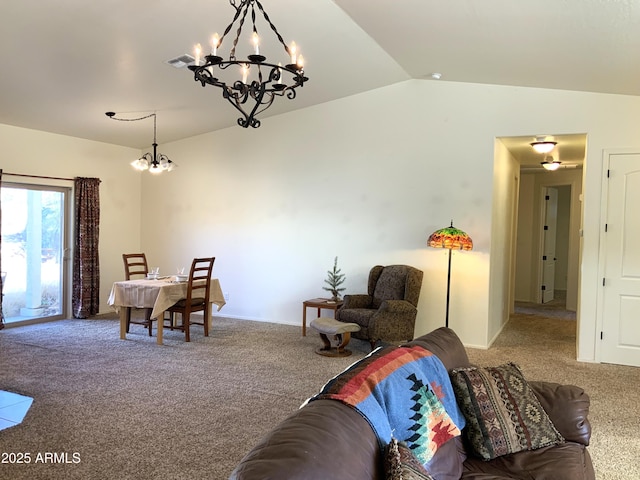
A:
[108, 278, 226, 320]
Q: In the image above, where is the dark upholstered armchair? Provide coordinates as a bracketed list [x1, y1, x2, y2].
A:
[336, 265, 423, 350]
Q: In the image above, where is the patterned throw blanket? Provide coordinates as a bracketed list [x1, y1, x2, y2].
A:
[308, 345, 465, 465]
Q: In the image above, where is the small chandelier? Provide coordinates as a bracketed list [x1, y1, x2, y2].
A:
[188, 0, 308, 128]
[105, 112, 177, 173]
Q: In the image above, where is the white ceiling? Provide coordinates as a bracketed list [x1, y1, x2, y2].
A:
[1, 0, 637, 164]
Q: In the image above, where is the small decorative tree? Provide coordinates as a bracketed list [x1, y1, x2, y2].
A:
[323, 256, 346, 301]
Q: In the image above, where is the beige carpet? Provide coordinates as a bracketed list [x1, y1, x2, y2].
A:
[0, 310, 637, 479]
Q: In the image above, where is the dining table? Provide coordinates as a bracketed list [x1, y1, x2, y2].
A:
[107, 277, 226, 344]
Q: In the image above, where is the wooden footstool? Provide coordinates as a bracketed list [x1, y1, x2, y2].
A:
[310, 317, 361, 357]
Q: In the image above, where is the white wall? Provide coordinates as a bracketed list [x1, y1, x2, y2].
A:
[0, 123, 143, 316]
[3, 78, 640, 359]
[138, 81, 493, 345]
[514, 174, 536, 301]
[488, 139, 521, 345]
[142, 79, 640, 357]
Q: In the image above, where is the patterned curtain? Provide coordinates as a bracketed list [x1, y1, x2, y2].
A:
[0, 169, 4, 329]
[72, 177, 101, 318]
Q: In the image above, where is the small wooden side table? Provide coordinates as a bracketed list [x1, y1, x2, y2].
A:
[302, 298, 344, 336]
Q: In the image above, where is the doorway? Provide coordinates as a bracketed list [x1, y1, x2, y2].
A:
[1, 182, 70, 325]
[514, 175, 580, 312]
[498, 132, 586, 346]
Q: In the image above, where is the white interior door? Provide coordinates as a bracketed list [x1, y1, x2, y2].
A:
[601, 153, 640, 367]
[540, 187, 558, 303]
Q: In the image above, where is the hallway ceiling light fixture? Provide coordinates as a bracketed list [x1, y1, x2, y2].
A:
[105, 112, 177, 174]
[530, 138, 557, 154]
[541, 157, 562, 171]
[188, 0, 308, 129]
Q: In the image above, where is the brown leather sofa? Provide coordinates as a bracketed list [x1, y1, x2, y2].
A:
[229, 327, 594, 480]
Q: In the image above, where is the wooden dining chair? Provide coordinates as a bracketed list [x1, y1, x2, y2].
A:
[166, 257, 215, 342]
[122, 253, 154, 336]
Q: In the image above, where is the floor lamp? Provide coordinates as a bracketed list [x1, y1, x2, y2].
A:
[427, 221, 473, 328]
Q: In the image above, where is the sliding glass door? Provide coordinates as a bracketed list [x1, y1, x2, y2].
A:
[1, 183, 70, 325]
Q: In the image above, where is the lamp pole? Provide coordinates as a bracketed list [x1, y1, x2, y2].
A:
[445, 248, 452, 328]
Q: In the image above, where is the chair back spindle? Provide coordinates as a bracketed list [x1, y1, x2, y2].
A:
[123, 253, 149, 280]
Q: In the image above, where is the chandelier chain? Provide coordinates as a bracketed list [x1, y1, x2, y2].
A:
[230, 4, 250, 60]
[107, 113, 155, 122]
[254, 0, 289, 54]
[105, 112, 176, 172]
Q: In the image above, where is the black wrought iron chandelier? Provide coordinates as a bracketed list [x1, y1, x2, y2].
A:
[189, 0, 308, 128]
[105, 112, 177, 173]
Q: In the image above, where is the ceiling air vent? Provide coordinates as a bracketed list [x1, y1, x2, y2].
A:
[166, 54, 195, 68]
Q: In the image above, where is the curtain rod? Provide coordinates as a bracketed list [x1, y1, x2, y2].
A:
[1, 172, 75, 182]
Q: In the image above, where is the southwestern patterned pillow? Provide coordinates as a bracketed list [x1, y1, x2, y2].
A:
[385, 438, 434, 480]
[449, 363, 564, 460]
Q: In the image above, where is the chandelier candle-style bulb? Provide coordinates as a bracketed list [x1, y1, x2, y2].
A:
[211, 33, 219, 56]
[252, 32, 260, 55]
[195, 43, 202, 66]
[189, 0, 308, 128]
[241, 64, 249, 84]
[289, 41, 297, 64]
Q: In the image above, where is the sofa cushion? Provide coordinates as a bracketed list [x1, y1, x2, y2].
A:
[385, 438, 434, 480]
[423, 436, 466, 480]
[450, 363, 564, 461]
[462, 442, 594, 479]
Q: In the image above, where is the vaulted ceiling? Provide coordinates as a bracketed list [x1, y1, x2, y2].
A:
[1, 0, 636, 165]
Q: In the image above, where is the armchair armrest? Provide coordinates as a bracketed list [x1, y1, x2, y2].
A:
[368, 300, 418, 344]
[378, 299, 417, 314]
[529, 381, 591, 446]
[341, 294, 371, 309]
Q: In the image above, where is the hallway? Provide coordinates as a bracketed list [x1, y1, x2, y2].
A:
[514, 290, 576, 321]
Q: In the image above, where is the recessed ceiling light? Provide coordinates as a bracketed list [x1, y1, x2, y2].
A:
[430, 73, 442, 80]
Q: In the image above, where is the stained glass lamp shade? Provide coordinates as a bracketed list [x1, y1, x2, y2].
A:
[427, 221, 473, 327]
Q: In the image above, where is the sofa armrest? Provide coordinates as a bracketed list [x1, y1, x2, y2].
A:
[342, 294, 372, 309]
[229, 399, 381, 480]
[529, 381, 591, 446]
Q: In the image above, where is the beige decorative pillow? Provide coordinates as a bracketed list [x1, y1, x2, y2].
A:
[449, 363, 564, 460]
[385, 438, 434, 480]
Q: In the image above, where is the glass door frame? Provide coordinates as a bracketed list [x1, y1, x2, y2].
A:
[1, 181, 72, 326]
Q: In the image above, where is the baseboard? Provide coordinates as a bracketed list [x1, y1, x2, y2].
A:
[211, 313, 298, 326]
[487, 320, 507, 347]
